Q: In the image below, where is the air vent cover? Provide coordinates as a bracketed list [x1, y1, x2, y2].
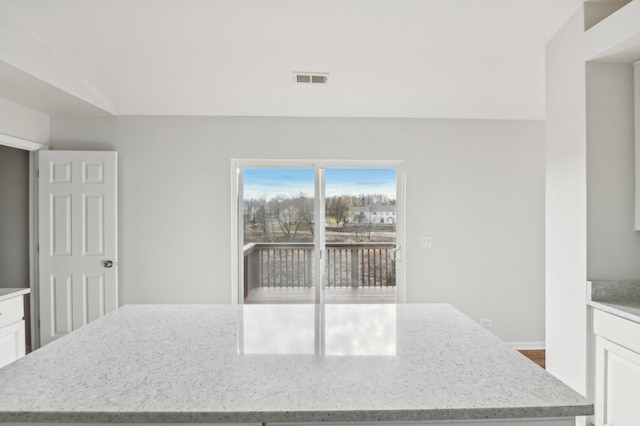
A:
[293, 72, 328, 84]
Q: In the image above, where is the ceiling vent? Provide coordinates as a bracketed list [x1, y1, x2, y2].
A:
[293, 72, 328, 85]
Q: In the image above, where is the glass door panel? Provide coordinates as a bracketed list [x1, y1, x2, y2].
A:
[238, 164, 402, 305]
[324, 168, 397, 304]
[241, 168, 315, 304]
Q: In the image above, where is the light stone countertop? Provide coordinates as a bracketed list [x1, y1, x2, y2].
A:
[0, 288, 30, 303]
[587, 280, 640, 324]
[0, 303, 592, 423]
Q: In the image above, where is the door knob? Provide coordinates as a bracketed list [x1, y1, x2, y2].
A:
[103, 260, 114, 268]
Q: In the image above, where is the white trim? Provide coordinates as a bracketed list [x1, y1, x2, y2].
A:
[230, 163, 241, 304]
[314, 166, 325, 304]
[634, 60, 640, 230]
[394, 162, 407, 303]
[505, 341, 546, 350]
[0, 133, 46, 152]
[237, 168, 244, 304]
[1, 135, 46, 349]
[28, 152, 40, 350]
[585, 304, 596, 426]
[234, 159, 405, 169]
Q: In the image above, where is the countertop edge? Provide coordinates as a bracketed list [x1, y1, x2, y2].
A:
[587, 300, 640, 324]
[0, 288, 30, 303]
[0, 405, 595, 423]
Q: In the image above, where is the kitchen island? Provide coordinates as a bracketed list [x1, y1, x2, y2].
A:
[0, 304, 591, 425]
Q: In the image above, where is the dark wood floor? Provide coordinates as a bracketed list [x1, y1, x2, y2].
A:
[518, 350, 545, 369]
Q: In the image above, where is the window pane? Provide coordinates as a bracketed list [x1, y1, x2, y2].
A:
[242, 168, 315, 304]
[324, 168, 397, 304]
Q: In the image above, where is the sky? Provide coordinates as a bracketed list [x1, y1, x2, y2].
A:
[243, 168, 396, 200]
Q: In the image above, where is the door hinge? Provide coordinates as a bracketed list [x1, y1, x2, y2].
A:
[36, 169, 39, 178]
[37, 244, 40, 253]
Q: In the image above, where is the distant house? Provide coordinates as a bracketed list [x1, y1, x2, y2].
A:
[350, 205, 396, 224]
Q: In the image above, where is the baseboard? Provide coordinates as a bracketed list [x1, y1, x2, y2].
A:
[505, 341, 546, 350]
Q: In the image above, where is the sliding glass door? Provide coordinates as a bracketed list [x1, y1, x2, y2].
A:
[240, 167, 317, 304]
[323, 169, 397, 303]
[234, 161, 404, 305]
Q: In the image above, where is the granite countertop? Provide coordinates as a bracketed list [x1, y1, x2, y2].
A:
[0, 303, 592, 423]
[0, 288, 30, 303]
[587, 280, 640, 324]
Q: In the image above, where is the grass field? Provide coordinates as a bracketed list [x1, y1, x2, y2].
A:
[244, 222, 396, 244]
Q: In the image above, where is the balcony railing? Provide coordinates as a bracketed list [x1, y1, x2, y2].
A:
[243, 242, 396, 295]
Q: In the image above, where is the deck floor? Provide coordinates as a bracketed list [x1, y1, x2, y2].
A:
[244, 286, 396, 304]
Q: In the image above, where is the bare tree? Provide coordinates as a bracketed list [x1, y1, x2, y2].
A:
[353, 193, 394, 207]
[328, 195, 352, 227]
[277, 206, 299, 240]
[295, 195, 314, 237]
[254, 198, 273, 241]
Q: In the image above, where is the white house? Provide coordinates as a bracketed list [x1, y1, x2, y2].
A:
[350, 205, 397, 224]
[1, 2, 640, 424]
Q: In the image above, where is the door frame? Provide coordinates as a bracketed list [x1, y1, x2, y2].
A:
[230, 159, 406, 304]
[0, 133, 47, 350]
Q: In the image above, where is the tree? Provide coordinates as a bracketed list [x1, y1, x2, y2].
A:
[277, 206, 299, 240]
[352, 193, 394, 207]
[254, 198, 273, 241]
[295, 195, 314, 237]
[328, 196, 352, 227]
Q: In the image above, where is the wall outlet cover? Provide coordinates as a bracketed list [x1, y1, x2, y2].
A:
[480, 319, 492, 327]
[420, 236, 432, 248]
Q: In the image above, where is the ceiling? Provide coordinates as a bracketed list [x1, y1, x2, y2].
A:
[0, 0, 584, 119]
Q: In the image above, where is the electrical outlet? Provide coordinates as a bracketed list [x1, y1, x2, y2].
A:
[479, 318, 492, 327]
[420, 236, 432, 248]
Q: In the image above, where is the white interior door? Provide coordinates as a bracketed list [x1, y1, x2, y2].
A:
[38, 151, 118, 345]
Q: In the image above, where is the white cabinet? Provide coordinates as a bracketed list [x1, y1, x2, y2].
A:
[0, 320, 25, 367]
[0, 294, 26, 368]
[594, 310, 640, 426]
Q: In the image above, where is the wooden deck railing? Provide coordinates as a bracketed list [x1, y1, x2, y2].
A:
[243, 242, 396, 294]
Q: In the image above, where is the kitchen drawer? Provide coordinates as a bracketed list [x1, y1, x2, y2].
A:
[593, 309, 640, 354]
[0, 296, 24, 328]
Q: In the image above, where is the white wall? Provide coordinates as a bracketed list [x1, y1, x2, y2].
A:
[587, 62, 640, 279]
[0, 144, 30, 288]
[51, 116, 545, 344]
[0, 97, 49, 144]
[545, 7, 587, 398]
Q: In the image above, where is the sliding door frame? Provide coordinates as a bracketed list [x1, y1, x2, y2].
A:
[230, 159, 406, 305]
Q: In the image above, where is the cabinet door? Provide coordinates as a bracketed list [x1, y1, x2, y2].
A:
[0, 320, 26, 368]
[595, 335, 640, 426]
